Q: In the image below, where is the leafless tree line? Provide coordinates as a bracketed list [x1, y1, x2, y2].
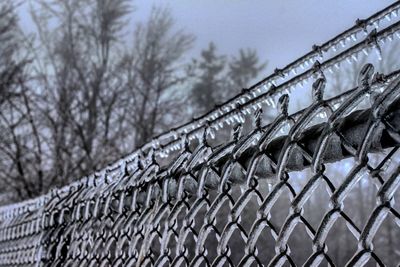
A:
[0, 0, 266, 202]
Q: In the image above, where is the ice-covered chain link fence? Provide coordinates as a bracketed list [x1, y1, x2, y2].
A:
[0, 63, 399, 266]
[1, 2, 400, 267]
[40, 0, 400, 182]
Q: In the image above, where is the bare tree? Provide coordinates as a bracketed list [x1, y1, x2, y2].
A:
[0, 2, 26, 105]
[0, 2, 41, 201]
[120, 7, 195, 147]
[0, 1, 197, 202]
[1, 0, 136, 202]
[0, 1, 267, 205]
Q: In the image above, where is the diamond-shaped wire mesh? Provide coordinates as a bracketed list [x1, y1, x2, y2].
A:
[1, 3, 400, 267]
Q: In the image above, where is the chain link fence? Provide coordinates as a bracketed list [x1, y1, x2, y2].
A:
[1, 3, 400, 267]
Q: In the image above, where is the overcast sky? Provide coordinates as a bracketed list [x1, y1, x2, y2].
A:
[19, 0, 395, 72]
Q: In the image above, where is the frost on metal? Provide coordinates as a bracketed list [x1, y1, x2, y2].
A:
[1, 2, 400, 267]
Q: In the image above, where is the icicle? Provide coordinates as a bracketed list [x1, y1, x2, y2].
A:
[233, 114, 240, 123]
[265, 97, 273, 106]
[351, 54, 358, 62]
[351, 33, 357, 42]
[340, 39, 346, 48]
[209, 128, 216, 139]
[373, 20, 379, 28]
[270, 98, 276, 108]
[374, 45, 383, 61]
[385, 14, 392, 22]
[264, 97, 271, 107]
[332, 44, 337, 52]
[362, 47, 369, 56]
[346, 57, 352, 64]
[334, 62, 340, 69]
[392, 9, 398, 18]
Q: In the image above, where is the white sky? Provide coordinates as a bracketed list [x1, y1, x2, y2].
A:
[18, 0, 395, 73]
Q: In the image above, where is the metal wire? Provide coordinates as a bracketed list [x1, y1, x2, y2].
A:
[0, 62, 399, 266]
[41, 0, 400, 184]
[1, 2, 400, 267]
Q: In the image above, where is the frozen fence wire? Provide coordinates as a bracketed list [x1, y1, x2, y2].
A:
[0, 65, 399, 267]
[53, 0, 400, 175]
[1, 3, 400, 267]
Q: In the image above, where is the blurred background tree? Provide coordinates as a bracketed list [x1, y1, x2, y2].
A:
[0, 0, 266, 202]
